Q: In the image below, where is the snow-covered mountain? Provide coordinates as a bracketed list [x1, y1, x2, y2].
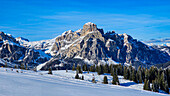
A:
[37, 22, 170, 70]
[0, 31, 51, 68]
[16, 37, 56, 55]
[147, 43, 170, 56]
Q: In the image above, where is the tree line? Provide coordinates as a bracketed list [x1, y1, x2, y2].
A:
[73, 64, 170, 94]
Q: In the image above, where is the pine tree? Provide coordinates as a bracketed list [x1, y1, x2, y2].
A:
[48, 67, 52, 75]
[83, 64, 88, 71]
[145, 68, 149, 80]
[5, 62, 7, 68]
[75, 73, 79, 79]
[97, 65, 104, 75]
[160, 72, 169, 93]
[129, 66, 133, 81]
[92, 77, 96, 83]
[104, 64, 109, 73]
[112, 70, 120, 85]
[81, 75, 84, 80]
[152, 79, 159, 92]
[20, 63, 25, 69]
[132, 68, 138, 83]
[90, 65, 95, 72]
[103, 76, 108, 84]
[76, 65, 82, 74]
[138, 70, 143, 83]
[123, 66, 127, 79]
[72, 64, 75, 71]
[14, 65, 17, 69]
[144, 79, 151, 91]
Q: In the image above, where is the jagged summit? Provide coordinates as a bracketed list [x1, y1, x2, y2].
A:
[83, 22, 97, 32]
[37, 22, 170, 70]
[84, 22, 95, 25]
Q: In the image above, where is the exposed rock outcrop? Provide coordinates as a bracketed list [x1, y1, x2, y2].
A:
[38, 22, 170, 70]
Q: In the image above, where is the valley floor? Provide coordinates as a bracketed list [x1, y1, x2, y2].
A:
[0, 68, 168, 96]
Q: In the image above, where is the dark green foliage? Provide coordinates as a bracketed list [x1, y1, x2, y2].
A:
[5, 62, 7, 68]
[48, 68, 52, 75]
[149, 66, 158, 83]
[117, 64, 123, 75]
[104, 64, 109, 73]
[103, 76, 108, 84]
[97, 65, 104, 75]
[144, 79, 151, 91]
[137, 66, 143, 83]
[152, 79, 159, 92]
[76, 65, 82, 74]
[75, 73, 79, 79]
[92, 77, 96, 83]
[123, 66, 128, 79]
[112, 69, 120, 85]
[90, 65, 95, 72]
[82, 64, 88, 71]
[72, 64, 75, 71]
[160, 72, 169, 93]
[20, 63, 25, 69]
[165, 68, 170, 88]
[128, 66, 133, 81]
[132, 68, 138, 83]
[81, 75, 84, 80]
[14, 65, 17, 69]
[145, 68, 149, 80]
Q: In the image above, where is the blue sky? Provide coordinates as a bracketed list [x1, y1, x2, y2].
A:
[0, 0, 170, 42]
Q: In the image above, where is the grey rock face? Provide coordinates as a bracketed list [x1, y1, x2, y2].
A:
[0, 32, 50, 68]
[39, 22, 170, 70]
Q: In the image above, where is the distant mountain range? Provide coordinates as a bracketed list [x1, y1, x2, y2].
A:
[0, 22, 169, 70]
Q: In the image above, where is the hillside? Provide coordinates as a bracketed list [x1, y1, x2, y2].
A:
[0, 68, 168, 96]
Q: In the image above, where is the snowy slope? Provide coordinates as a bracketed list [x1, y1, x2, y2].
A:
[0, 68, 168, 96]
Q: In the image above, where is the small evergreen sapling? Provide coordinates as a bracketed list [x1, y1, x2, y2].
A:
[48, 68, 53, 75]
[103, 76, 108, 84]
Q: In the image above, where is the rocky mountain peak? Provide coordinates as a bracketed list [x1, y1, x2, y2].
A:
[82, 22, 97, 35]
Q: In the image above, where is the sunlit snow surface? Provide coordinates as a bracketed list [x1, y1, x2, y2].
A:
[0, 68, 168, 96]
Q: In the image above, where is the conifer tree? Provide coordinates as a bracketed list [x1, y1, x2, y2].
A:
[76, 65, 82, 74]
[75, 73, 79, 79]
[103, 76, 108, 84]
[81, 75, 84, 80]
[20, 63, 25, 69]
[144, 79, 151, 91]
[123, 66, 128, 79]
[132, 68, 138, 83]
[112, 70, 120, 85]
[72, 64, 75, 71]
[97, 65, 104, 75]
[145, 68, 149, 80]
[5, 62, 7, 68]
[48, 67, 52, 75]
[14, 65, 17, 69]
[92, 77, 96, 83]
[146, 80, 151, 91]
[152, 79, 159, 92]
[160, 72, 169, 93]
[138, 70, 143, 83]
[83, 64, 88, 71]
[104, 64, 109, 73]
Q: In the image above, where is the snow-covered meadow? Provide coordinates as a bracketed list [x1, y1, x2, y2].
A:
[0, 68, 168, 96]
